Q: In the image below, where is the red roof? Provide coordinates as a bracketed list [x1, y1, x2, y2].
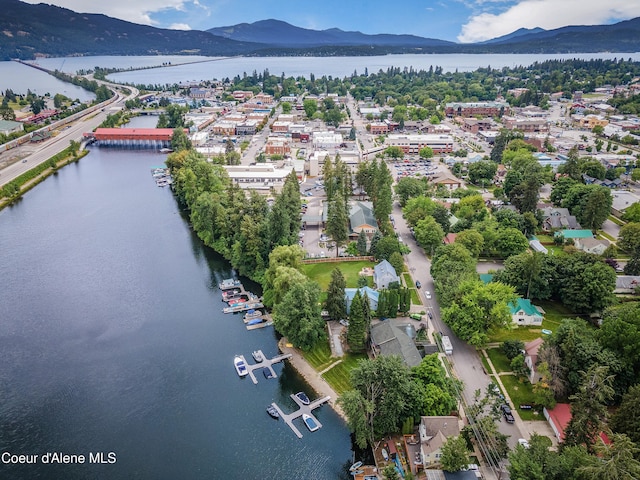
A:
[93, 128, 184, 141]
[547, 403, 611, 445]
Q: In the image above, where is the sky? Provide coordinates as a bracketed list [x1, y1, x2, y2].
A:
[19, 0, 640, 43]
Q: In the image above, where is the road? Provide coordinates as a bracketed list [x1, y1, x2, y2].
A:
[0, 83, 138, 188]
[392, 201, 524, 453]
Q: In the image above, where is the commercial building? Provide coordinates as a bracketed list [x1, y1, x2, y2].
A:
[386, 134, 454, 154]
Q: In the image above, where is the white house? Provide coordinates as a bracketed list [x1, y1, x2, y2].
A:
[373, 260, 400, 289]
[418, 416, 461, 467]
[524, 338, 544, 384]
[509, 298, 545, 326]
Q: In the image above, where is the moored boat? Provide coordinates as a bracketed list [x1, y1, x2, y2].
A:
[233, 355, 248, 377]
[252, 350, 264, 362]
[302, 413, 319, 432]
[295, 391, 310, 405]
[349, 461, 363, 472]
[263, 368, 275, 379]
[247, 318, 264, 326]
[266, 405, 279, 419]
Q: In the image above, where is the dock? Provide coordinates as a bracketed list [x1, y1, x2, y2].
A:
[246, 320, 273, 330]
[243, 350, 292, 384]
[270, 394, 331, 438]
[223, 301, 264, 314]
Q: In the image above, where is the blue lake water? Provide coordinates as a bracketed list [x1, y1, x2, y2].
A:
[0, 116, 353, 479]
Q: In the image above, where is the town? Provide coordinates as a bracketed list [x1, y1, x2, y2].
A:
[2, 58, 640, 480]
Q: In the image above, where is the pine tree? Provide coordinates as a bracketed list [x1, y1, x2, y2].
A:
[325, 268, 347, 321]
[357, 230, 368, 256]
[347, 290, 366, 352]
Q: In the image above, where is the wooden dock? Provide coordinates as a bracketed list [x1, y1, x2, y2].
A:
[243, 350, 292, 384]
[223, 301, 264, 314]
[270, 394, 331, 438]
[246, 320, 273, 330]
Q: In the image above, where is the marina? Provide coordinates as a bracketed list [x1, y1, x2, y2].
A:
[151, 167, 172, 187]
[269, 393, 331, 438]
[235, 350, 292, 384]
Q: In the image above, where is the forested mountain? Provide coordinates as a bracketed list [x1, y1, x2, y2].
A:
[1, 0, 640, 60]
[0, 0, 260, 60]
[208, 19, 455, 48]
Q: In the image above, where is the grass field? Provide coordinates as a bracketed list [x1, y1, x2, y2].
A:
[488, 326, 544, 343]
[500, 374, 543, 421]
[402, 272, 413, 287]
[304, 342, 336, 371]
[301, 261, 374, 289]
[410, 288, 421, 305]
[486, 348, 512, 374]
[301, 341, 367, 394]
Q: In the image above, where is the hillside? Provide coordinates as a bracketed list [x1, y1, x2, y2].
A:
[0, 0, 259, 60]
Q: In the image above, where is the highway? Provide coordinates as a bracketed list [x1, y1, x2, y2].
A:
[0, 83, 138, 188]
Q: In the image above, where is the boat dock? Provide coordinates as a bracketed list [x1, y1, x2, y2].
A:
[270, 394, 331, 438]
[243, 350, 292, 384]
[246, 320, 273, 330]
[223, 301, 264, 314]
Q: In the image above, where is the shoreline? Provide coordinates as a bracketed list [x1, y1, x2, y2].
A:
[278, 337, 348, 422]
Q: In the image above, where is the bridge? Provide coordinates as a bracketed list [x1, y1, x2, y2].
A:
[85, 128, 186, 148]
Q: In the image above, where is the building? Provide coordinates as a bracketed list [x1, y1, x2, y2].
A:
[0, 119, 23, 135]
[345, 286, 379, 313]
[369, 122, 389, 134]
[373, 260, 400, 289]
[503, 116, 549, 133]
[541, 207, 581, 231]
[445, 101, 509, 118]
[430, 172, 463, 191]
[369, 321, 422, 367]
[461, 118, 494, 133]
[554, 229, 594, 241]
[264, 138, 291, 156]
[614, 276, 640, 294]
[544, 403, 611, 445]
[235, 120, 258, 136]
[349, 201, 378, 237]
[574, 237, 609, 255]
[386, 134, 454, 154]
[524, 338, 544, 384]
[271, 121, 291, 133]
[211, 121, 237, 136]
[576, 114, 608, 129]
[418, 416, 461, 466]
[313, 132, 343, 149]
[223, 163, 296, 193]
[510, 298, 545, 326]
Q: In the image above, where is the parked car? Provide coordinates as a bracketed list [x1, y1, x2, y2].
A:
[518, 438, 530, 449]
[424, 290, 432, 299]
[415, 280, 422, 289]
[501, 404, 515, 423]
[339, 319, 349, 327]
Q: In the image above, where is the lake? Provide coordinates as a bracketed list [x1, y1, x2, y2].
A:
[0, 116, 353, 479]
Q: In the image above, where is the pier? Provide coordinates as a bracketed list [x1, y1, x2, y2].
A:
[270, 394, 331, 438]
[243, 350, 292, 384]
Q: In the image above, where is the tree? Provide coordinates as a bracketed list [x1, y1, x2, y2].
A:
[382, 464, 400, 480]
[577, 433, 640, 480]
[494, 227, 529, 258]
[356, 230, 368, 256]
[598, 302, 640, 388]
[325, 268, 347, 321]
[440, 436, 469, 472]
[558, 253, 616, 313]
[621, 202, 640, 223]
[403, 195, 437, 226]
[395, 177, 426, 207]
[618, 222, 640, 254]
[430, 243, 477, 307]
[303, 98, 317, 118]
[326, 194, 349, 257]
[455, 229, 484, 257]
[273, 280, 326, 351]
[384, 146, 404, 160]
[373, 235, 402, 261]
[68, 139, 80, 158]
[418, 146, 434, 159]
[347, 290, 367, 352]
[580, 187, 612, 232]
[564, 365, 614, 454]
[262, 245, 305, 307]
[338, 355, 420, 448]
[442, 280, 517, 347]
[414, 216, 444, 255]
[388, 251, 405, 277]
[610, 384, 640, 444]
[280, 101, 292, 114]
[502, 339, 525, 360]
[412, 354, 459, 416]
[171, 127, 192, 152]
[468, 160, 497, 186]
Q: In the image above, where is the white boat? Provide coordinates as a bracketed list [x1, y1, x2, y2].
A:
[381, 448, 389, 461]
[349, 461, 363, 471]
[302, 413, 319, 432]
[233, 355, 248, 377]
[295, 391, 310, 405]
[252, 350, 264, 362]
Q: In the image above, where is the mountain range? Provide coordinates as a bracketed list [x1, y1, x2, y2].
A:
[1, 0, 640, 60]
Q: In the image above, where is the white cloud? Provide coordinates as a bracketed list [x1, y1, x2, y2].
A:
[458, 0, 640, 43]
[20, 0, 188, 26]
[169, 23, 192, 30]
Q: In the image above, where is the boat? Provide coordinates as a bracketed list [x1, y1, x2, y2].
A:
[296, 392, 310, 405]
[219, 278, 242, 290]
[247, 318, 264, 326]
[263, 368, 275, 379]
[266, 405, 279, 419]
[381, 449, 389, 461]
[233, 355, 248, 377]
[252, 350, 264, 362]
[302, 413, 319, 432]
[244, 309, 262, 320]
[349, 461, 363, 472]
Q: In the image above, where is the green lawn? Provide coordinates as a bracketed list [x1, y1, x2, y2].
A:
[402, 272, 413, 287]
[304, 341, 337, 371]
[500, 374, 544, 421]
[410, 288, 421, 306]
[488, 327, 544, 343]
[322, 353, 368, 394]
[301, 261, 374, 289]
[535, 235, 555, 244]
[489, 300, 578, 342]
[486, 348, 512, 374]
[608, 215, 625, 226]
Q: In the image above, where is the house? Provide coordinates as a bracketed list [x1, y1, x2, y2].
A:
[510, 298, 545, 326]
[369, 322, 422, 367]
[345, 286, 379, 314]
[373, 260, 400, 289]
[0, 119, 23, 135]
[554, 229, 594, 241]
[524, 338, 544, 384]
[430, 172, 463, 191]
[443, 233, 457, 245]
[574, 237, 609, 255]
[541, 207, 581, 231]
[544, 403, 610, 445]
[614, 276, 640, 294]
[349, 201, 378, 237]
[418, 416, 461, 466]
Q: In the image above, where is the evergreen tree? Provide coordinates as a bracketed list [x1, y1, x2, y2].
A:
[369, 230, 382, 257]
[362, 291, 372, 327]
[356, 230, 368, 256]
[326, 193, 349, 257]
[347, 290, 366, 352]
[325, 268, 347, 321]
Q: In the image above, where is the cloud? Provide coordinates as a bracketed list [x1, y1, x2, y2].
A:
[20, 0, 188, 26]
[458, 0, 640, 42]
[169, 23, 192, 30]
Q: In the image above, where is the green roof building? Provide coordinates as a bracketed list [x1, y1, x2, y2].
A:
[509, 298, 545, 326]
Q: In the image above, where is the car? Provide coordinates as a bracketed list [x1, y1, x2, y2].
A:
[425, 290, 432, 299]
[518, 438, 530, 449]
[415, 280, 422, 289]
[501, 404, 515, 424]
[22, 159, 27, 163]
[339, 319, 349, 327]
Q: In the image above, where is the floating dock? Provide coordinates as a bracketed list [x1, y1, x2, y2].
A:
[246, 320, 273, 330]
[223, 301, 264, 314]
[219, 278, 243, 291]
[241, 350, 292, 384]
[270, 394, 331, 438]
